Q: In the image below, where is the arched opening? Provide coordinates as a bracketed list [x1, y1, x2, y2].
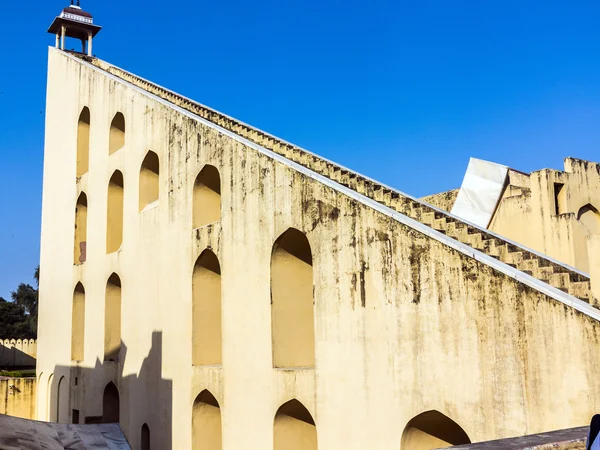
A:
[271, 228, 315, 368]
[102, 382, 120, 423]
[36, 372, 43, 420]
[192, 250, 222, 366]
[193, 165, 221, 228]
[401, 410, 470, 449]
[139, 150, 160, 211]
[71, 283, 85, 362]
[192, 390, 222, 450]
[141, 423, 150, 450]
[74, 192, 88, 265]
[104, 273, 122, 362]
[76, 107, 90, 177]
[57, 376, 69, 424]
[47, 374, 55, 422]
[109, 112, 125, 155]
[107, 170, 124, 253]
[274, 399, 317, 450]
[578, 203, 600, 235]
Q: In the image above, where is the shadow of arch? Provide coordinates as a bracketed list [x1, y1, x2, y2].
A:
[192, 249, 222, 366]
[109, 112, 125, 155]
[104, 273, 122, 362]
[139, 150, 160, 211]
[192, 389, 221, 450]
[274, 399, 317, 450]
[36, 372, 43, 420]
[77, 106, 90, 177]
[56, 376, 69, 424]
[401, 410, 470, 449]
[47, 373, 55, 421]
[107, 170, 124, 253]
[102, 381, 120, 423]
[271, 228, 315, 368]
[577, 203, 600, 235]
[74, 192, 88, 264]
[193, 164, 221, 228]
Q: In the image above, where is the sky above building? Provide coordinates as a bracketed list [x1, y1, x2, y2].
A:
[0, 0, 599, 299]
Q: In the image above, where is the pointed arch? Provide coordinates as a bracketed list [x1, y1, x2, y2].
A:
[57, 376, 69, 423]
[139, 150, 160, 211]
[274, 399, 317, 450]
[577, 203, 600, 235]
[141, 423, 150, 450]
[192, 390, 222, 450]
[271, 228, 315, 368]
[77, 106, 90, 176]
[71, 282, 85, 362]
[192, 250, 222, 366]
[104, 273, 122, 362]
[74, 192, 88, 264]
[102, 382, 120, 423]
[109, 112, 125, 155]
[193, 165, 221, 228]
[47, 373, 55, 422]
[107, 170, 124, 253]
[401, 410, 470, 449]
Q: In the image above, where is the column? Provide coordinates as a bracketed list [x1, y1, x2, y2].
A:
[60, 25, 66, 50]
[55, 33, 59, 48]
[87, 32, 93, 56]
[81, 39, 86, 54]
[588, 235, 600, 308]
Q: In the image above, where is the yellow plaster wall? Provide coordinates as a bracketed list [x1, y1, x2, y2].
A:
[0, 378, 36, 419]
[37, 48, 600, 450]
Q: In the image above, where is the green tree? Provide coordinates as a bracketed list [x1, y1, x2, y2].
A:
[0, 266, 39, 339]
[0, 297, 30, 339]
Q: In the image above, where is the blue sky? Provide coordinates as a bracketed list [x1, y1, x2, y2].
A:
[0, 0, 599, 299]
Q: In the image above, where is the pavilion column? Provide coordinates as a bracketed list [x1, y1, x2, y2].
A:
[60, 25, 66, 50]
[81, 39, 86, 54]
[55, 33, 60, 48]
[87, 32, 92, 56]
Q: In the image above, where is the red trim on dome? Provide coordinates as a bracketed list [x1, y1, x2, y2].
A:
[63, 7, 93, 18]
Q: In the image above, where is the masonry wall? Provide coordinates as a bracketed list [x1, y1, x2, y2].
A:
[0, 378, 36, 419]
[0, 339, 37, 367]
[37, 48, 600, 450]
[490, 159, 600, 273]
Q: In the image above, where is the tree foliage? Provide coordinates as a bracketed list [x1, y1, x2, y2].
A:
[0, 266, 39, 339]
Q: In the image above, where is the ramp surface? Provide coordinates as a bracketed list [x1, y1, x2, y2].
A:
[0, 414, 130, 450]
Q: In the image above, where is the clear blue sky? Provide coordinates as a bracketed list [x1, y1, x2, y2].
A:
[0, 0, 599, 299]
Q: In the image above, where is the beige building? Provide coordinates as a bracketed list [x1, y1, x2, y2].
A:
[37, 26, 600, 450]
[424, 158, 600, 274]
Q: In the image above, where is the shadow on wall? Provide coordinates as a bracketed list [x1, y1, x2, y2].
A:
[46, 331, 172, 450]
[0, 339, 36, 368]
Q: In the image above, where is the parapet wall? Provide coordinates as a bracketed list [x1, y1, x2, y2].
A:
[0, 339, 37, 367]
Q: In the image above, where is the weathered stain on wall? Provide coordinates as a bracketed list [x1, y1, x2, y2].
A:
[0, 378, 36, 419]
[37, 48, 600, 450]
[0, 339, 37, 367]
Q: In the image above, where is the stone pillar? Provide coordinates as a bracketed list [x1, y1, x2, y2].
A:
[55, 33, 59, 48]
[81, 39, 86, 54]
[87, 32, 93, 56]
[588, 235, 600, 308]
[60, 25, 66, 50]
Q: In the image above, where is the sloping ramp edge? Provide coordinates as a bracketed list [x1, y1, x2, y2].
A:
[0, 414, 130, 450]
[57, 49, 598, 322]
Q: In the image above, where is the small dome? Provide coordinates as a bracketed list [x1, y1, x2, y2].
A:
[62, 6, 93, 19]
